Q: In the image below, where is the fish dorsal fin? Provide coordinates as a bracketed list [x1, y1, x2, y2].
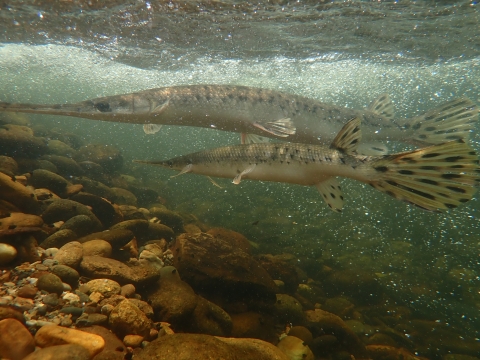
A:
[367, 93, 394, 120]
[143, 124, 163, 134]
[315, 177, 343, 213]
[330, 117, 362, 154]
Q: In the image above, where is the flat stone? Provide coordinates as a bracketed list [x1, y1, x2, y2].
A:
[0, 171, 40, 214]
[22, 343, 91, 360]
[29, 169, 71, 197]
[79, 256, 161, 287]
[54, 241, 83, 268]
[34, 325, 105, 357]
[0, 318, 35, 360]
[59, 215, 97, 238]
[149, 207, 184, 233]
[172, 233, 277, 307]
[70, 192, 121, 228]
[135, 333, 289, 360]
[109, 220, 149, 239]
[41, 199, 103, 231]
[71, 177, 117, 202]
[77, 229, 134, 249]
[39, 229, 77, 250]
[41, 155, 83, 177]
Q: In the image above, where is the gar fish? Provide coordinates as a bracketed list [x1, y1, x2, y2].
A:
[0, 85, 477, 153]
[134, 117, 480, 213]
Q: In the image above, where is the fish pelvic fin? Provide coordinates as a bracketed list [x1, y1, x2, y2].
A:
[330, 117, 362, 154]
[233, 164, 256, 184]
[315, 177, 344, 213]
[253, 118, 296, 137]
[367, 93, 394, 120]
[406, 97, 478, 145]
[368, 139, 480, 212]
[143, 124, 163, 134]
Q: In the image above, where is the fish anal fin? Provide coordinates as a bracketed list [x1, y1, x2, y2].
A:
[330, 117, 362, 154]
[315, 178, 344, 213]
[143, 124, 163, 134]
[170, 164, 192, 178]
[253, 118, 296, 137]
[241, 133, 270, 144]
[232, 164, 256, 184]
[367, 93, 394, 120]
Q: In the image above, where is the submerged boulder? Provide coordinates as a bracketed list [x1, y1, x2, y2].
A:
[75, 144, 123, 173]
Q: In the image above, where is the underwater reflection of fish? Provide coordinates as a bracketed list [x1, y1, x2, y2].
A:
[135, 117, 480, 213]
[0, 85, 477, 154]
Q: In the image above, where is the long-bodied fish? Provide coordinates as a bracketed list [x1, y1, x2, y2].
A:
[134, 117, 480, 213]
[0, 85, 477, 153]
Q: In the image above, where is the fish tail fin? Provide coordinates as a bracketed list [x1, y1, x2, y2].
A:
[403, 97, 478, 145]
[368, 139, 480, 211]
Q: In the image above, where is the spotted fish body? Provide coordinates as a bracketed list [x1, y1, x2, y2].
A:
[135, 118, 480, 212]
[0, 85, 477, 148]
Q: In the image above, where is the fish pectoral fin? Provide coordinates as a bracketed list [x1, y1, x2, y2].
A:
[143, 124, 163, 134]
[367, 93, 394, 120]
[241, 133, 270, 144]
[315, 178, 344, 213]
[356, 142, 389, 156]
[232, 164, 256, 185]
[253, 118, 296, 137]
[330, 117, 362, 154]
[150, 98, 170, 114]
[170, 164, 192, 178]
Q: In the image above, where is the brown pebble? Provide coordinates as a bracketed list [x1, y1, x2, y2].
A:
[0, 318, 35, 360]
[16, 284, 38, 299]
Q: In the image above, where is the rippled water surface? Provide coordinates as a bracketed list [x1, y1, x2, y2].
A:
[1, 0, 480, 354]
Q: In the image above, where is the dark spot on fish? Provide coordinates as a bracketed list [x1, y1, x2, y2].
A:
[386, 180, 397, 186]
[418, 134, 427, 139]
[52, 104, 61, 109]
[425, 126, 436, 131]
[420, 166, 438, 170]
[446, 186, 466, 193]
[340, 195, 344, 200]
[442, 173, 461, 179]
[412, 123, 422, 130]
[94, 102, 111, 112]
[374, 166, 388, 172]
[444, 203, 457, 209]
[422, 152, 440, 158]
[459, 198, 470, 203]
[386, 190, 396, 198]
[330, 193, 336, 198]
[469, 151, 476, 156]
[446, 135, 462, 140]
[445, 156, 464, 162]
[420, 178, 439, 185]
[398, 170, 414, 175]
[353, 126, 360, 133]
